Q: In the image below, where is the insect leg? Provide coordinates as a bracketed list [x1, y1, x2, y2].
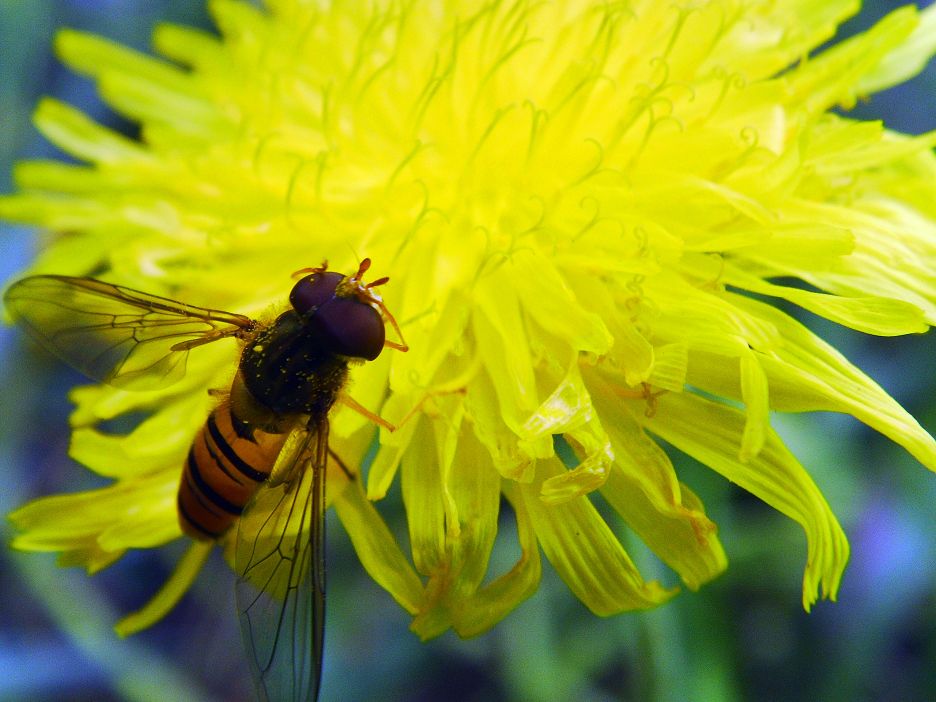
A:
[327, 448, 355, 480]
[337, 394, 396, 432]
[291, 260, 329, 279]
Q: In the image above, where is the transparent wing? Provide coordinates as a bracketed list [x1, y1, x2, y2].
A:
[235, 420, 327, 702]
[3, 275, 254, 389]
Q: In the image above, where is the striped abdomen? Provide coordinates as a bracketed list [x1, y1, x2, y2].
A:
[178, 405, 288, 540]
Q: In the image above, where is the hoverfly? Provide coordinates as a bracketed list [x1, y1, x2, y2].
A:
[3, 258, 407, 702]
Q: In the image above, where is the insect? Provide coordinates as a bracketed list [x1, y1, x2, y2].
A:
[3, 258, 407, 702]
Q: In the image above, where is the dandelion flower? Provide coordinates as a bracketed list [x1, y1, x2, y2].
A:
[3, 0, 936, 646]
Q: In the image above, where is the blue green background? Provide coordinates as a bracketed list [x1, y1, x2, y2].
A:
[1, 2, 934, 701]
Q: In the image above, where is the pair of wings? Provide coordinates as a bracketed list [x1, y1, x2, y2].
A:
[4, 275, 325, 702]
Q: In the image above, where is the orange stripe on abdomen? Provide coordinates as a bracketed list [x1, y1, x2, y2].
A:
[177, 406, 288, 540]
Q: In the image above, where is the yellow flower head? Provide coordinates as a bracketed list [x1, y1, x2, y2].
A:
[3, 0, 936, 643]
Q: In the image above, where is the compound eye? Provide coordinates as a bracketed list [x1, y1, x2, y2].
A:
[313, 298, 385, 360]
[289, 271, 344, 315]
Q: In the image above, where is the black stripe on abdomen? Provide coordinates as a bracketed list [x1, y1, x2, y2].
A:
[207, 412, 268, 482]
[176, 492, 224, 540]
[177, 406, 287, 541]
[187, 446, 244, 516]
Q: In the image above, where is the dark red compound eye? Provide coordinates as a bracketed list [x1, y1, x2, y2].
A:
[289, 271, 386, 360]
[310, 296, 385, 360]
[289, 271, 344, 315]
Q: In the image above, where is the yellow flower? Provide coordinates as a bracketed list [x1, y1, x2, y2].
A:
[3, 0, 936, 643]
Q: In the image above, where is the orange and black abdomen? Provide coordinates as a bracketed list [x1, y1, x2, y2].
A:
[178, 405, 288, 540]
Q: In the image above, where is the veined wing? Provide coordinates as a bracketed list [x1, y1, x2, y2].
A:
[3, 275, 254, 390]
[235, 421, 327, 702]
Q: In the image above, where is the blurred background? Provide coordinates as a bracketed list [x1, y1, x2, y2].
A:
[0, 2, 934, 701]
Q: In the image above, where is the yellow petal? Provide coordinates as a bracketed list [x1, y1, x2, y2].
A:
[739, 350, 770, 461]
[367, 398, 420, 500]
[520, 359, 613, 504]
[724, 267, 928, 336]
[517, 459, 676, 615]
[511, 251, 613, 355]
[10, 471, 180, 555]
[735, 296, 936, 471]
[56, 29, 221, 134]
[32, 97, 146, 164]
[334, 476, 423, 616]
[783, 6, 918, 113]
[115, 540, 212, 636]
[152, 22, 221, 69]
[450, 478, 541, 638]
[467, 368, 538, 482]
[69, 395, 206, 479]
[643, 392, 849, 610]
[401, 417, 445, 576]
[438, 426, 501, 601]
[857, 4, 936, 94]
[410, 425, 503, 640]
[472, 273, 538, 434]
[588, 374, 727, 590]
